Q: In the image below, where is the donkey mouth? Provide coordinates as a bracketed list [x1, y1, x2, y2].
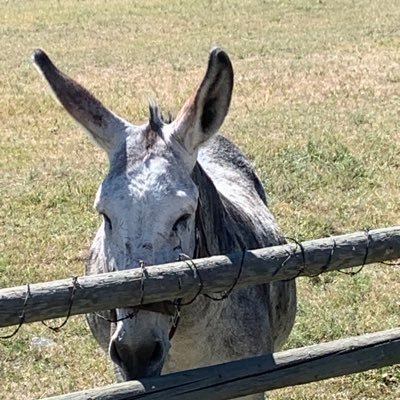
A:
[121, 363, 163, 381]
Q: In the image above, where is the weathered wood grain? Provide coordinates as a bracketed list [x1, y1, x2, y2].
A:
[43, 328, 400, 400]
[0, 226, 399, 328]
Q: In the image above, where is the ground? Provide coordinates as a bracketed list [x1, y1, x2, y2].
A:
[0, 0, 399, 399]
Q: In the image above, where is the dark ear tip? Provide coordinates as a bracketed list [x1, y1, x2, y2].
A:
[210, 47, 231, 67]
[32, 49, 52, 69]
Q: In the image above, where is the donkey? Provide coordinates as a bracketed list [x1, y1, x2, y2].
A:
[33, 48, 296, 399]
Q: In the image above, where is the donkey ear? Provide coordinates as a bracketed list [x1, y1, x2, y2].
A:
[171, 48, 234, 154]
[32, 49, 130, 154]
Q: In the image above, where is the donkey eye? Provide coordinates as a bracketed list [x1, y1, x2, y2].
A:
[101, 213, 112, 231]
[172, 214, 191, 231]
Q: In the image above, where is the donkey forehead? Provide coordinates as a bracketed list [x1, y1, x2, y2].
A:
[96, 129, 198, 209]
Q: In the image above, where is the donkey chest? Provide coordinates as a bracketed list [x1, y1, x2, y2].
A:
[163, 287, 273, 373]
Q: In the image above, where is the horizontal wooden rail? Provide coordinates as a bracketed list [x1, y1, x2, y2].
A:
[43, 328, 400, 400]
[0, 226, 399, 328]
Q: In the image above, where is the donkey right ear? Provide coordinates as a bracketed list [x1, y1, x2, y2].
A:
[32, 49, 130, 154]
[170, 48, 234, 154]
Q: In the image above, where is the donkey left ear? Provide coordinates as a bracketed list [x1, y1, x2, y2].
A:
[32, 49, 131, 156]
[171, 48, 234, 154]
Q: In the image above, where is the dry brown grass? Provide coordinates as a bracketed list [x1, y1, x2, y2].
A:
[0, 0, 399, 399]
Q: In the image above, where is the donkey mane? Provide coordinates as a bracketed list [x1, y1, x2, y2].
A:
[192, 162, 241, 258]
[149, 103, 174, 126]
[194, 135, 284, 259]
[144, 103, 174, 150]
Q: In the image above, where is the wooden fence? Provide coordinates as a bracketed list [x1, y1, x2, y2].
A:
[0, 226, 399, 328]
[0, 226, 399, 399]
[44, 328, 400, 400]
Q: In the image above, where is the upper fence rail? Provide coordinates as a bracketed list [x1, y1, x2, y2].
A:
[0, 226, 399, 330]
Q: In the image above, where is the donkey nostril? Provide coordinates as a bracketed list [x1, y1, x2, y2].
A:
[142, 242, 153, 251]
[150, 341, 163, 364]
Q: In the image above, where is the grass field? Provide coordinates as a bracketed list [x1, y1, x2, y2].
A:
[0, 0, 399, 398]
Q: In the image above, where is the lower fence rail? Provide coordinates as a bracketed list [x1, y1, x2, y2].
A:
[43, 328, 400, 400]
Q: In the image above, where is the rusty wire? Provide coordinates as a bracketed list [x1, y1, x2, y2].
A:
[93, 260, 148, 324]
[93, 309, 138, 324]
[176, 253, 205, 306]
[306, 238, 337, 279]
[0, 284, 31, 339]
[41, 276, 79, 332]
[1, 228, 398, 339]
[283, 237, 307, 279]
[177, 247, 246, 304]
[337, 229, 371, 276]
[203, 247, 246, 301]
[381, 260, 400, 266]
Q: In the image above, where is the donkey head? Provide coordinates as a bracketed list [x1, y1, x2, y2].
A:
[33, 48, 233, 379]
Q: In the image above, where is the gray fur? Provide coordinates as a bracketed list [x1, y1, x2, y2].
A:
[87, 133, 297, 399]
[34, 47, 296, 400]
